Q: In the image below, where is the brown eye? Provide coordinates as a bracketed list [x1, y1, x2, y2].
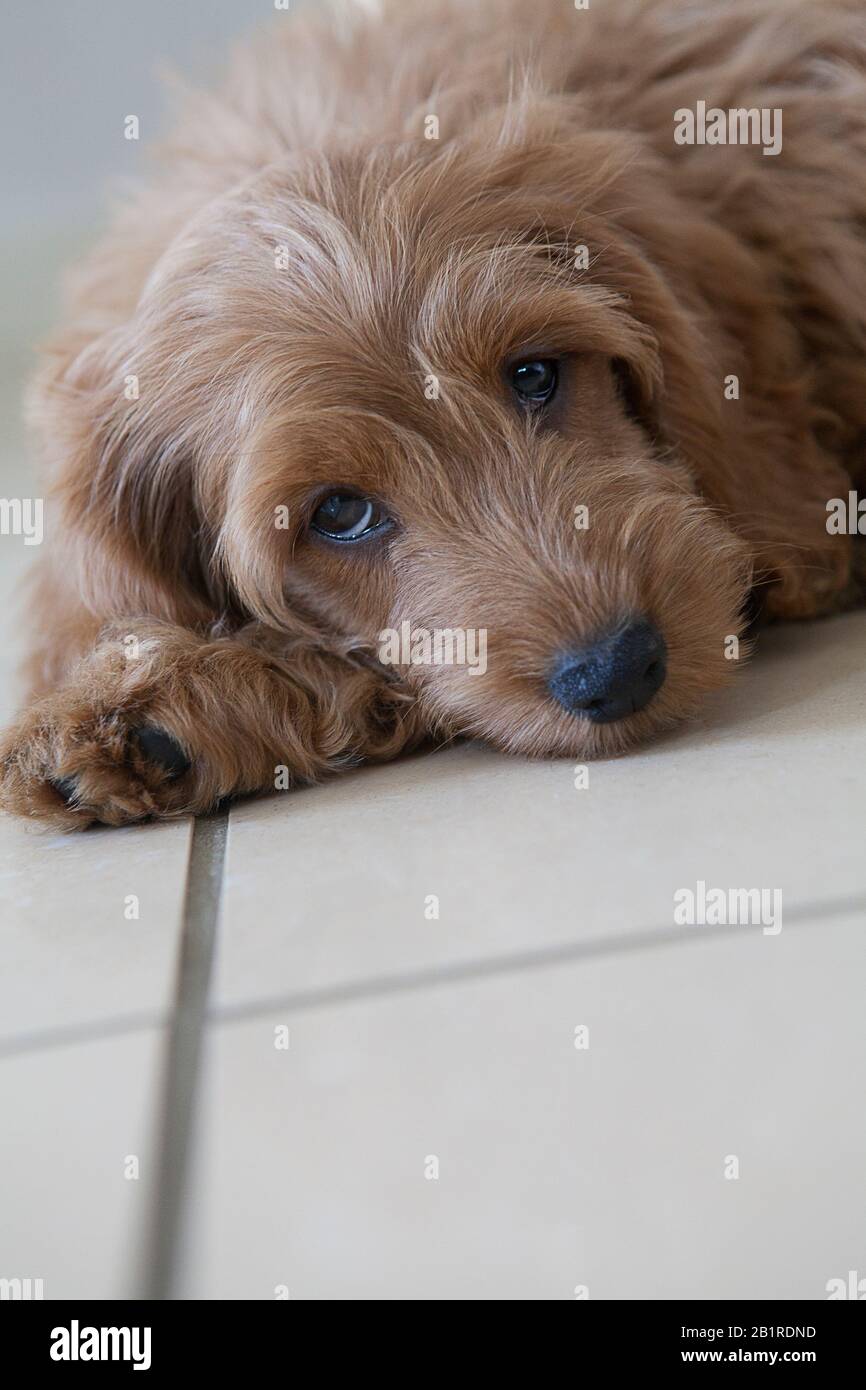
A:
[310, 492, 390, 541]
[510, 358, 559, 406]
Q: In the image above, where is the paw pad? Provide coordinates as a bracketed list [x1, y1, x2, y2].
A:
[49, 775, 80, 806]
[132, 728, 191, 780]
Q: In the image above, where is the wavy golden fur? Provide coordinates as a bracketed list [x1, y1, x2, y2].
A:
[3, 0, 865, 827]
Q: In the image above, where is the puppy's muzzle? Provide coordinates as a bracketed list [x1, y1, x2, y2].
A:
[548, 616, 667, 724]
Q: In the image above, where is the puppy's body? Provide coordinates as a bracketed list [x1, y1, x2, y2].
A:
[4, 0, 865, 826]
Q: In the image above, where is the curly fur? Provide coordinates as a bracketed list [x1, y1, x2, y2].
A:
[3, 0, 865, 828]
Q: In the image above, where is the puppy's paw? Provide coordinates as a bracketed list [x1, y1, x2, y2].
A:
[0, 700, 194, 830]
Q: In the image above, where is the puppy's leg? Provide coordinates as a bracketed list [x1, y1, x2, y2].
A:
[0, 622, 419, 829]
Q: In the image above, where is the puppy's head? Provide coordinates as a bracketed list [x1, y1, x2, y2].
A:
[47, 100, 827, 758]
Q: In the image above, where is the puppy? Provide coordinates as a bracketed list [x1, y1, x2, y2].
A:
[3, 0, 865, 828]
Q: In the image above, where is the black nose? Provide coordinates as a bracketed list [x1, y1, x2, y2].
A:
[548, 617, 667, 723]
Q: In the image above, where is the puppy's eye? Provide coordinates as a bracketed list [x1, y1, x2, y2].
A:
[510, 358, 559, 406]
[310, 492, 389, 541]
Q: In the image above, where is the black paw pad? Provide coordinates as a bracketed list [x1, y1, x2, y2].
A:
[741, 585, 768, 635]
[50, 775, 80, 805]
[132, 728, 191, 780]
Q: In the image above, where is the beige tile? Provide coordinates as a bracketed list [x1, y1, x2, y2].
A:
[0, 1029, 162, 1298]
[0, 816, 192, 1044]
[180, 911, 866, 1300]
[216, 611, 866, 1009]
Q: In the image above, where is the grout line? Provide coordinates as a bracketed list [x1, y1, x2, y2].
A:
[2, 889, 864, 1062]
[137, 809, 228, 1301]
[209, 889, 866, 1027]
[0, 1008, 168, 1061]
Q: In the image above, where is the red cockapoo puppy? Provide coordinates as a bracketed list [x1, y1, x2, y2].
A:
[2, 0, 865, 828]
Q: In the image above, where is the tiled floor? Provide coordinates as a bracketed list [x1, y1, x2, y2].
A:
[1, 354, 864, 1299]
[182, 910, 866, 1300]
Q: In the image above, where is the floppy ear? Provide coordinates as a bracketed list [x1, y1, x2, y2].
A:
[608, 236, 856, 617]
[30, 347, 214, 628]
[587, 182, 854, 619]
[699, 417, 852, 622]
[28, 298, 230, 631]
[631, 248, 856, 619]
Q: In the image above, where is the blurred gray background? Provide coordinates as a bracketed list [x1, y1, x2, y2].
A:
[0, 0, 275, 371]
